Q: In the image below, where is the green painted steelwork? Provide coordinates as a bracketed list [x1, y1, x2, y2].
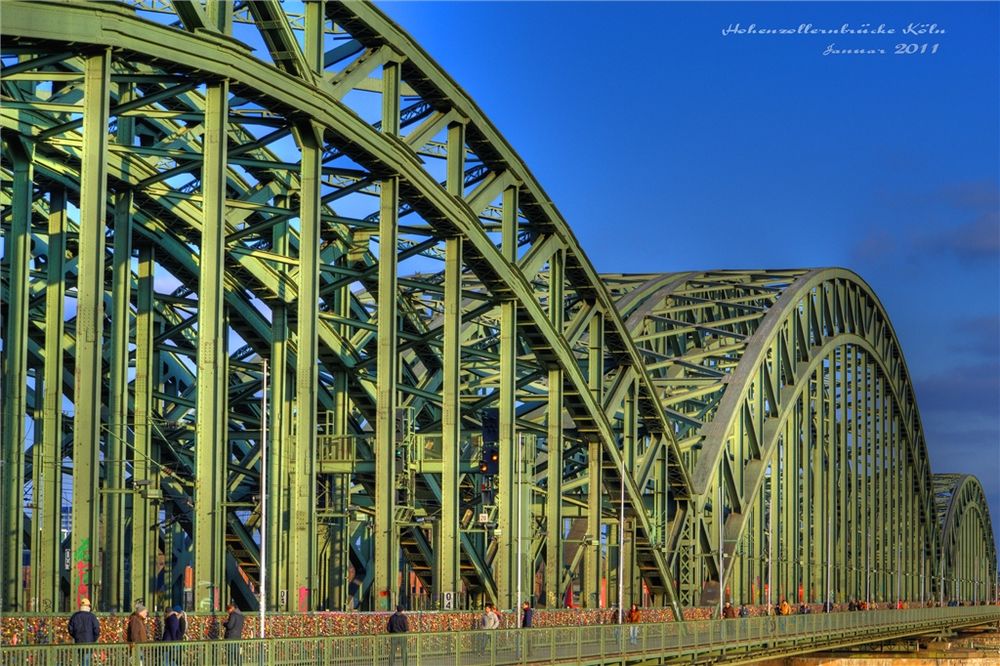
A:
[193, 80, 230, 613]
[935, 475, 997, 604]
[69, 49, 111, 611]
[35, 186, 67, 612]
[0, 0, 996, 621]
[2, 607, 999, 665]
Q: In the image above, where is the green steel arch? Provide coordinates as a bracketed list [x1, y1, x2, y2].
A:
[0, 0, 995, 622]
[606, 269, 961, 609]
[934, 474, 997, 604]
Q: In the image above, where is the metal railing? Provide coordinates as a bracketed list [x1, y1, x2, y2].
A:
[2, 607, 998, 665]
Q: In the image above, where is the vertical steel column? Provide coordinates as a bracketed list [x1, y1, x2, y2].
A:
[843, 346, 856, 601]
[194, 80, 229, 612]
[71, 51, 111, 610]
[862, 347, 869, 602]
[584, 314, 604, 608]
[303, 0, 334, 612]
[544, 250, 564, 608]
[2, 138, 33, 611]
[781, 418, 792, 599]
[291, 119, 323, 610]
[108, 84, 136, 608]
[268, 221, 290, 609]
[823, 366, 834, 604]
[131, 245, 156, 607]
[792, 398, 802, 601]
[438, 120, 465, 601]
[35, 186, 67, 612]
[374, 171, 400, 609]
[304, 0, 326, 75]
[438, 233, 463, 600]
[812, 378, 823, 602]
[623, 384, 638, 605]
[105, 185, 133, 610]
[374, 58, 402, 610]
[873, 355, 885, 601]
[496, 184, 519, 610]
[765, 461, 774, 607]
[328, 279, 351, 610]
[585, 440, 602, 608]
[207, 0, 233, 33]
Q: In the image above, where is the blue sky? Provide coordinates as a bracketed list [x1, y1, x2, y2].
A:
[377, 2, 1000, 549]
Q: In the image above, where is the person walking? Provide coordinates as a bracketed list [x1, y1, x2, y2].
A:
[223, 602, 245, 666]
[738, 603, 750, 618]
[518, 601, 533, 657]
[386, 604, 409, 666]
[126, 604, 150, 665]
[779, 598, 791, 616]
[174, 606, 187, 641]
[722, 601, 737, 619]
[626, 603, 641, 645]
[481, 602, 500, 630]
[477, 603, 499, 653]
[161, 606, 184, 666]
[162, 607, 182, 641]
[67, 598, 100, 666]
[126, 604, 150, 643]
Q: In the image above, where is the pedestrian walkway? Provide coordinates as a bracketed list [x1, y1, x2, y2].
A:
[2, 607, 998, 665]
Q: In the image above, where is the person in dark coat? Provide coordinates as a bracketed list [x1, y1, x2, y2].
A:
[223, 602, 245, 639]
[519, 601, 534, 658]
[161, 606, 184, 666]
[162, 607, 182, 641]
[386, 605, 409, 666]
[68, 598, 101, 642]
[223, 602, 245, 666]
[68, 598, 100, 666]
[175, 607, 187, 640]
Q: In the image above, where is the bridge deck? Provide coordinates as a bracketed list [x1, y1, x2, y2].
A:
[3, 607, 998, 665]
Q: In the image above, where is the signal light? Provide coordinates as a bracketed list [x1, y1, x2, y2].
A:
[481, 446, 499, 476]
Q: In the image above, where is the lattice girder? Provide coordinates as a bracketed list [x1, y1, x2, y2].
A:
[2, 2, 995, 621]
[1, 0, 686, 616]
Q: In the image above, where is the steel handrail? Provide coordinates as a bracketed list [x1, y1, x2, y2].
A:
[2, 607, 998, 665]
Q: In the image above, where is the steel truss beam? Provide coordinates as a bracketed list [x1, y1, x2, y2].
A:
[0, 1, 995, 619]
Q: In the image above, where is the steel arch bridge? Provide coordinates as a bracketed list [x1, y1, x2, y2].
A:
[0, 1, 995, 619]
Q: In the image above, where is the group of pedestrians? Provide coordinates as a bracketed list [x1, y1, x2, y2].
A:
[66, 598, 246, 664]
[384, 600, 537, 665]
[721, 601, 751, 618]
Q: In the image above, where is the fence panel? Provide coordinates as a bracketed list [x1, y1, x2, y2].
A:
[3, 608, 999, 666]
